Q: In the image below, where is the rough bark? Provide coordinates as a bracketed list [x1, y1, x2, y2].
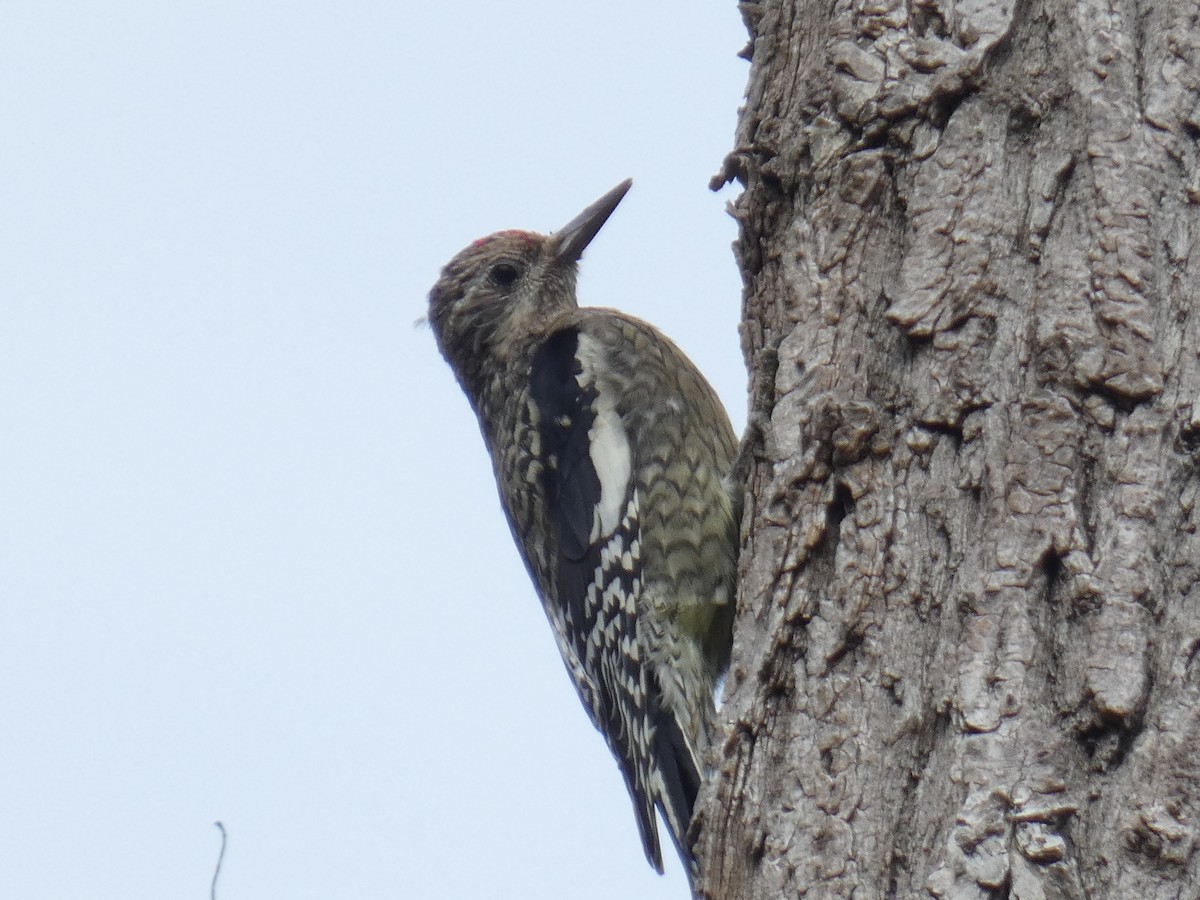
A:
[695, 0, 1200, 897]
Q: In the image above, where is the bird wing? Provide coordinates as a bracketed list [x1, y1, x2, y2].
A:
[528, 325, 665, 873]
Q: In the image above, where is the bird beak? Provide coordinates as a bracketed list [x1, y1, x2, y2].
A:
[549, 179, 633, 264]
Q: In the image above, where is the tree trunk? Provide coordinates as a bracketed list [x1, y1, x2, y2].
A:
[695, 0, 1200, 897]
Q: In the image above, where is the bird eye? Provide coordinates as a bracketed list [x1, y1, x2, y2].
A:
[488, 262, 521, 288]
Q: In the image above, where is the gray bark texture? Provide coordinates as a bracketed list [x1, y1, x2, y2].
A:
[694, 0, 1200, 897]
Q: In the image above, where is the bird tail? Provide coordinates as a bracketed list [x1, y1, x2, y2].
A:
[650, 677, 704, 875]
[622, 761, 665, 873]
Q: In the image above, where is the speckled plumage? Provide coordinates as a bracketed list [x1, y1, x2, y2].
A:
[427, 181, 737, 874]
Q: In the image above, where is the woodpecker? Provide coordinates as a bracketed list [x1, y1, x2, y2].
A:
[427, 180, 737, 874]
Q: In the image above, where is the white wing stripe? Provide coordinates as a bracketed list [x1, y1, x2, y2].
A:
[575, 333, 632, 541]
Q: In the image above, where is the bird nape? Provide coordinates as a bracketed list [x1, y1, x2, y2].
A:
[427, 180, 737, 878]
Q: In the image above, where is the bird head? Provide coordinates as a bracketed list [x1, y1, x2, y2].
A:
[428, 179, 632, 398]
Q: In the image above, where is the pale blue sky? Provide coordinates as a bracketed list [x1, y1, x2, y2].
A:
[1, 3, 747, 897]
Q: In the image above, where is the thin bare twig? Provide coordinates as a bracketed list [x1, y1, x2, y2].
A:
[211, 821, 227, 900]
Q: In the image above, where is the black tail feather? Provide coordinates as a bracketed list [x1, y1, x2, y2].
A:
[621, 764, 664, 873]
[650, 684, 702, 872]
